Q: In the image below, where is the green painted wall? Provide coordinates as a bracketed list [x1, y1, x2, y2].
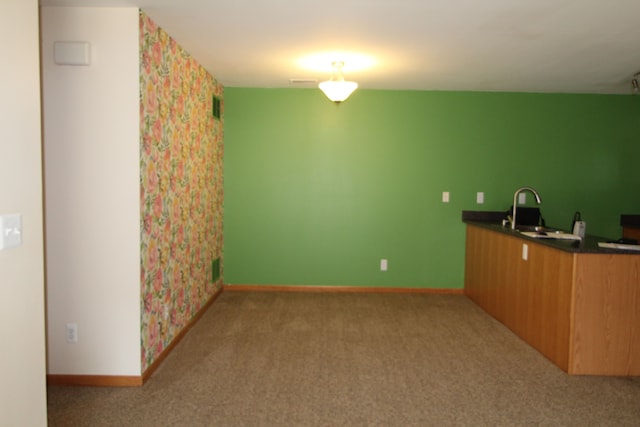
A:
[223, 88, 640, 289]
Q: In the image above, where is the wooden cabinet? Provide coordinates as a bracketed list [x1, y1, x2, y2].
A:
[465, 224, 640, 376]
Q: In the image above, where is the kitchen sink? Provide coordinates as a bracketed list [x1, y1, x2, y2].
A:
[515, 225, 560, 233]
[512, 225, 582, 240]
[520, 230, 582, 240]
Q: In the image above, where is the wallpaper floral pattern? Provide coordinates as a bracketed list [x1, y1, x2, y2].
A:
[139, 11, 224, 372]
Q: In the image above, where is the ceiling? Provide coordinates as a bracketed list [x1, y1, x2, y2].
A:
[40, 0, 640, 94]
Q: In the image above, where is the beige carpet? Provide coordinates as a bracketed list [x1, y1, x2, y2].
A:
[47, 291, 640, 426]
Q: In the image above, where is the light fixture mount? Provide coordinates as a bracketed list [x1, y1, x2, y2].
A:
[319, 61, 358, 104]
[632, 71, 640, 94]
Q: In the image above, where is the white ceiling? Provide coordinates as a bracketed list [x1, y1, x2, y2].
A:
[40, 0, 640, 94]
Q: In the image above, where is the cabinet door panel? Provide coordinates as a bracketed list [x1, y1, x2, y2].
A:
[572, 254, 640, 375]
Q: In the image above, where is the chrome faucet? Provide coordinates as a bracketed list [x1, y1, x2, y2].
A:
[511, 186, 542, 230]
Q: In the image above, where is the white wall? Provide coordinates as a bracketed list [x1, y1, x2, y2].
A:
[41, 7, 141, 376]
[0, 0, 47, 424]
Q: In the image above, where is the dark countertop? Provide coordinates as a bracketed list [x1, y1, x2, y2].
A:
[463, 216, 640, 255]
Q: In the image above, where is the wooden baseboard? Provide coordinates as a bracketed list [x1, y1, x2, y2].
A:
[47, 374, 143, 387]
[141, 286, 223, 383]
[47, 286, 224, 388]
[223, 284, 464, 295]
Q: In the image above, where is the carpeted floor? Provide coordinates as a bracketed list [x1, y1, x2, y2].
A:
[47, 291, 640, 426]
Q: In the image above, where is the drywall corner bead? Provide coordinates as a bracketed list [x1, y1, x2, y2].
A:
[54, 41, 91, 66]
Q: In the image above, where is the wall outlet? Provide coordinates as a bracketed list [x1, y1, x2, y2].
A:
[380, 259, 388, 271]
[66, 323, 78, 343]
[442, 191, 450, 203]
[518, 193, 526, 205]
[476, 192, 484, 204]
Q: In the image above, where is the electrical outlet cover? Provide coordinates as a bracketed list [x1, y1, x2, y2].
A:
[66, 323, 78, 343]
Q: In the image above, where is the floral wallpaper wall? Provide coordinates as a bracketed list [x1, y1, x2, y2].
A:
[139, 11, 224, 372]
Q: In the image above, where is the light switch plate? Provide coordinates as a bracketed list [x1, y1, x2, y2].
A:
[380, 259, 388, 271]
[0, 214, 22, 250]
[518, 193, 526, 204]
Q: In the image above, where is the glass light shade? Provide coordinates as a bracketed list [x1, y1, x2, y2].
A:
[318, 80, 358, 103]
[318, 62, 358, 103]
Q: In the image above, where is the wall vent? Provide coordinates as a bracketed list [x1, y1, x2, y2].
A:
[212, 96, 221, 120]
[211, 257, 221, 283]
[289, 78, 317, 85]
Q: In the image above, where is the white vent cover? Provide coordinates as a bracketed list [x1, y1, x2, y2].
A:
[289, 78, 317, 84]
[54, 41, 91, 66]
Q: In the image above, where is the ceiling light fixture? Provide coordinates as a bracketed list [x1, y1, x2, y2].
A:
[319, 62, 358, 104]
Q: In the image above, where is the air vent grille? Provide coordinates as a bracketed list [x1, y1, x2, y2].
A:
[212, 96, 221, 120]
[212, 257, 221, 283]
[289, 78, 317, 85]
